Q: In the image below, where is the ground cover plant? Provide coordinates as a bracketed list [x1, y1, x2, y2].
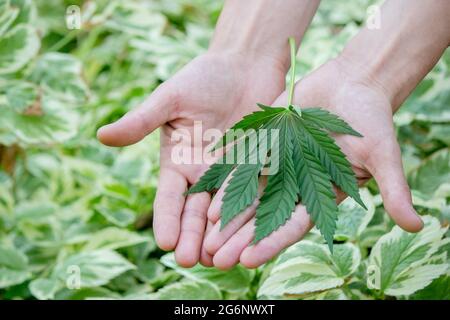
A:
[0, 0, 448, 300]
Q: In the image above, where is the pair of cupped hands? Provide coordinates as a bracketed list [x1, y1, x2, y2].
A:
[97, 51, 423, 269]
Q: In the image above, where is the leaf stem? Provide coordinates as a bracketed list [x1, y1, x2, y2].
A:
[287, 37, 297, 107]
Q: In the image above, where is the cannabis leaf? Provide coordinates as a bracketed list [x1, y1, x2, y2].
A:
[186, 38, 365, 250]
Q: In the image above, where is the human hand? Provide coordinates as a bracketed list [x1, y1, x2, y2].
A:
[97, 52, 286, 267]
[203, 59, 424, 269]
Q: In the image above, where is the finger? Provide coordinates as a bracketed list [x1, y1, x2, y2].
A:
[367, 140, 423, 232]
[97, 84, 176, 146]
[204, 199, 258, 255]
[240, 206, 313, 268]
[175, 192, 210, 267]
[204, 179, 266, 255]
[199, 221, 214, 267]
[207, 174, 232, 223]
[153, 169, 187, 251]
[212, 219, 255, 270]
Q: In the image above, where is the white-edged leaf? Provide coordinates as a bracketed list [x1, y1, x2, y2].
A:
[368, 215, 448, 296]
[335, 188, 375, 241]
[29, 53, 89, 103]
[53, 250, 135, 288]
[0, 24, 39, 74]
[83, 227, 148, 251]
[29, 278, 61, 300]
[161, 253, 254, 294]
[258, 241, 360, 299]
[0, 246, 31, 288]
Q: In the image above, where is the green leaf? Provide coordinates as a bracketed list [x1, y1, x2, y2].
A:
[53, 250, 135, 288]
[254, 115, 298, 243]
[221, 164, 261, 228]
[0, 95, 79, 145]
[153, 280, 222, 300]
[292, 122, 338, 250]
[0, 24, 39, 74]
[409, 275, 450, 300]
[4, 81, 39, 114]
[83, 227, 149, 251]
[136, 259, 165, 283]
[302, 108, 362, 137]
[161, 253, 254, 295]
[29, 53, 89, 104]
[0, 246, 31, 288]
[185, 163, 234, 195]
[95, 204, 135, 227]
[335, 188, 375, 241]
[0, 0, 19, 38]
[29, 278, 61, 300]
[368, 215, 448, 296]
[409, 149, 450, 197]
[55, 287, 121, 300]
[187, 128, 267, 196]
[298, 118, 365, 209]
[211, 105, 285, 152]
[258, 241, 360, 299]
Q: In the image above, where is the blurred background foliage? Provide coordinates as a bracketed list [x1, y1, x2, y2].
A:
[0, 0, 448, 300]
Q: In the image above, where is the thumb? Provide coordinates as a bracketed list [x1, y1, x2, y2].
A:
[367, 140, 423, 232]
[97, 84, 175, 146]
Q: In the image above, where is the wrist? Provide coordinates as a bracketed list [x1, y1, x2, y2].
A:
[335, 0, 450, 112]
[208, 0, 320, 73]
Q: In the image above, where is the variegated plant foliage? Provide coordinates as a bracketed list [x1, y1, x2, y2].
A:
[258, 241, 361, 299]
[0, 0, 88, 146]
[258, 215, 448, 299]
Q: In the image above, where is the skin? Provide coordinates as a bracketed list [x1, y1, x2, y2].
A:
[98, 0, 450, 269]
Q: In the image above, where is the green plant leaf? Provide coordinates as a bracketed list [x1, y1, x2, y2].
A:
[211, 104, 285, 152]
[291, 122, 338, 250]
[301, 108, 362, 137]
[0, 24, 39, 74]
[0, 95, 79, 145]
[95, 204, 135, 227]
[409, 275, 450, 300]
[254, 115, 298, 243]
[368, 215, 448, 296]
[0, 246, 31, 288]
[83, 227, 149, 251]
[185, 163, 234, 195]
[29, 278, 61, 300]
[29, 53, 89, 104]
[0, 0, 19, 38]
[4, 81, 39, 114]
[53, 250, 135, 288]
[153, 279, 222, 300]
[161, 253, 254, 295]
[409, 148, 450, 197]
[298, 117, 365, 208]
[335, 188, 375, 241]
[258, 241, 360, 299]
[221, 164, 261, 228]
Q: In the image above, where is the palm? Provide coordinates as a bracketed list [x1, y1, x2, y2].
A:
[160, 53, 285, 184]
[204, 60, 423, 269]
